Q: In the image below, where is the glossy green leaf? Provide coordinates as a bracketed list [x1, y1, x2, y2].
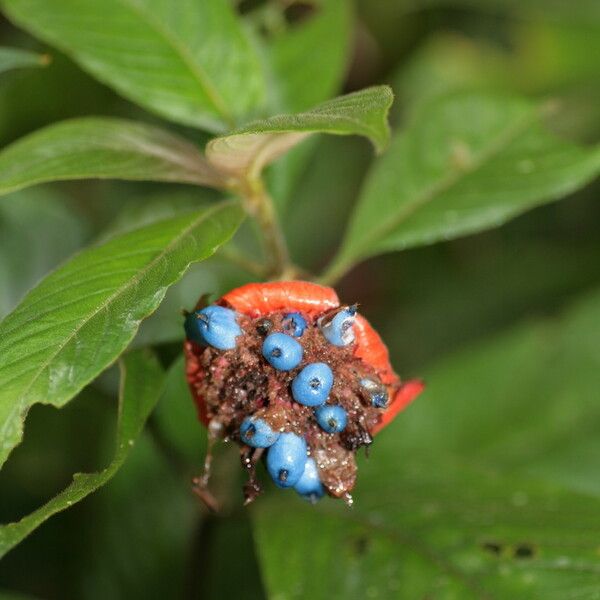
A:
[0, 118, 224, 197]
[1, 0, 266, 131]
[252, 289, 600, 598]
[0, 349, 165, 559]
[0, 47, 49, 74]
[323, 92, 600, 283]
[206, 86, 393, 178]
[0, 201, 244, 468]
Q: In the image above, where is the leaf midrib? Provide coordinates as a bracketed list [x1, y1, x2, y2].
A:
[120, 0, 234, 127]
[0, 202, 233, 450]
[345, 106, 543, 263]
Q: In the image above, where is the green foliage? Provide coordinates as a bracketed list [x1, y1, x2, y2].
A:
[267, 0, 352, 112]
[0, 0, 266, 131]
[0, 0, 598, 596]
[0, 202, 243, 468]
[0, 47, 48, 74]
[0, 349, 165, 559]
[0, 118, 224, 196]
[206, 86, 393, 178]
[323, 92, 600, 282]
[0, 88, 393, 196]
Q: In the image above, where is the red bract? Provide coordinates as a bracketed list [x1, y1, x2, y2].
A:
[220, 281, 339, 318]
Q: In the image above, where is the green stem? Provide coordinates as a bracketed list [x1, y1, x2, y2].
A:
[236, 177, 292, 279]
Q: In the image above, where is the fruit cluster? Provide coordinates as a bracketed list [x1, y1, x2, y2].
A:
[184, 282, 423, 505]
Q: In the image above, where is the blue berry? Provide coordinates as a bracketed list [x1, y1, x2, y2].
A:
[360, 378, 389, 408]
[291, 362, 333, 407]
[315, 404, 347, 433]
[185, 305, 241, 350]
[294, 458, 324, 502]
[282, 312, 307, 337]
[262, 332, 303, 371]
[240, 416, 279, 448]
[319, 305, 357, 346]
[266, 433, 307, 488]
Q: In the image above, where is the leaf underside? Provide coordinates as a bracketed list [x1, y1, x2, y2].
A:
[206, 86, 394, 177]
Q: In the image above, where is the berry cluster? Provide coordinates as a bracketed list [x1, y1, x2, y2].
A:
[184, 282, 423, 505]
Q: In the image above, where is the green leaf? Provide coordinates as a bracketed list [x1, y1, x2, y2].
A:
[1, 0, 266, 131]
[0, 118, 225, 197]
[323, 92, 600, 283]
[253, 458, 600, 599]
[0, 349, 165, 559]
[252, 289, 600, 598]
[267, 0, 352, 112]
[0, 201, 244, 468]
[206, 86, 393, 178]
[0, 46, 49, 74]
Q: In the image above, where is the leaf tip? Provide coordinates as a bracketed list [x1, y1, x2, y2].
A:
[372, 85, 394, 155]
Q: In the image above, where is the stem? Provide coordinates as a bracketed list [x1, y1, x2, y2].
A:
[236, 177, 292, 279]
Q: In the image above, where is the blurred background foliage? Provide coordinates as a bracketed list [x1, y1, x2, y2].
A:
[0, 0, 598, 598]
